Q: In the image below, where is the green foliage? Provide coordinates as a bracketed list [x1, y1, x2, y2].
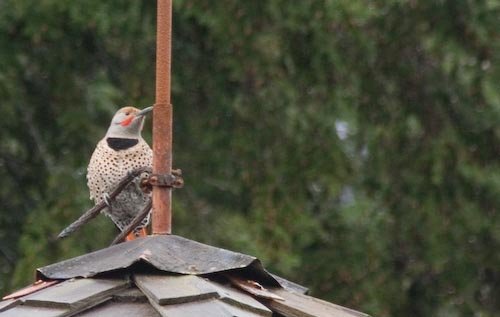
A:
[0, 1, 498, 316]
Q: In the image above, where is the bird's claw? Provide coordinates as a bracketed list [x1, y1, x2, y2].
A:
[140, 177, 152, 194]
[172, 169, 182, 177]
[103, 193, 111, 207]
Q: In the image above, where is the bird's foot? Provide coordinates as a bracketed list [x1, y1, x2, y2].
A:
[103, 193, 112, 207]
[125, 228, 147, 241]
[140, 172, 152, 194]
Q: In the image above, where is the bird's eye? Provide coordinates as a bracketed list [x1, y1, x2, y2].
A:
[125, 112, 130, 116]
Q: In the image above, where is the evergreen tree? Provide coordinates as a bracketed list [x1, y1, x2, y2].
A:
[0, 1, 498, 316]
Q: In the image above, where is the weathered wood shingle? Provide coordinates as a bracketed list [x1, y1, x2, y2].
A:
[23, 278, 128, 310]
[266, 288, 370, 317]
[0, 299, 17, 312]
[211, 282, 272, 316]
[150, 299, 268, 317]
[74, 301, 161, 317]
[0, 305, 67, 317]
[134, 274, 218, 305]
[134, 273, 272, 317]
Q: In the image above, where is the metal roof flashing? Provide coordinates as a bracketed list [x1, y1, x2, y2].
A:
[36, 235, 279, 287]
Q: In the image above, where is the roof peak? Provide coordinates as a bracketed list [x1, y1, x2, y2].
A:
[37, 235, 279, 287]
[2, 235, 370, 317]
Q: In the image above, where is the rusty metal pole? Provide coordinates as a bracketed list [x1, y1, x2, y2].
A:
[152, 0, 173, 234]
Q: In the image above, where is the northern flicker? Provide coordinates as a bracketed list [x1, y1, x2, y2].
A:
[87, 106, 153, 241]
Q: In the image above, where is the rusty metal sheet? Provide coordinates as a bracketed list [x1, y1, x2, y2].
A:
[2, 280, 60, 300]
[37, 235, 262, 279]
[23, 278, 128, 309]
[134, 274, 218, 305]
[266, 288, 370, 317]
[0, 305, 67, 317]
[74, 301, 161, 317]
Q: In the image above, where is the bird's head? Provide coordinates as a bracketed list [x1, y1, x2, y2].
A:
[105, 106, 153, 138]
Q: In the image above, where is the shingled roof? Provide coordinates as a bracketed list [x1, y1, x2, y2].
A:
[0, 235, 369, 317]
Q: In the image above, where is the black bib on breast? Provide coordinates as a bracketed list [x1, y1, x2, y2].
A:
[106, 138, 139, 151]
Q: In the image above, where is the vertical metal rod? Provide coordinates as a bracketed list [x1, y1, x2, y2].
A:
[152, 0, 172, 234]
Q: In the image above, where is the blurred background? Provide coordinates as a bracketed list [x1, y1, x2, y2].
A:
[0, 1, 499, 316]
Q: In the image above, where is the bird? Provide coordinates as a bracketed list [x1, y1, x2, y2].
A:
[87, 106, 153, 241]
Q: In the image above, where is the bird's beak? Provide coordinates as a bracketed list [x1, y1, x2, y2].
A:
[136, 106, 154, 117]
